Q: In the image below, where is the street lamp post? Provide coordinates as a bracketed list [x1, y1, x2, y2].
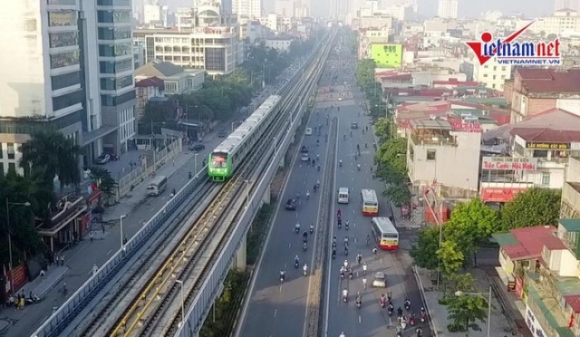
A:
[175, 279, 185, 330]
[455, 285, 492, 337]
[194, 153, 198, 178]
[119, 214, 127, 250]
[5, 199, 31, 293]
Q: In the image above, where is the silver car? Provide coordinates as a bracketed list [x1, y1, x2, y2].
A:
[372, 271, 387, 288]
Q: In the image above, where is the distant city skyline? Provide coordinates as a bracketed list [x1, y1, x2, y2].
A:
[155, 0, 553, 18]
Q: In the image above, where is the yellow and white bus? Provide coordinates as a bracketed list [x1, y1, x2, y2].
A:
[361, 189, 379, 216]
[371, 217, 399, 250]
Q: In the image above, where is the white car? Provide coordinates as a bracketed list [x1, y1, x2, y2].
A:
[372, 272, 387, 288]
[305, 128, 313, 136]
[301, 153, 310, 162]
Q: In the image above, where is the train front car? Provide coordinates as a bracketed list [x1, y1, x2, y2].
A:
[207, 151, 232, 182]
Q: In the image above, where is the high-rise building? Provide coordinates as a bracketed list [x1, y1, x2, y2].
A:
[275, 0, 295, 18]
[554, 0, 580, 11]
[0, 0, 136, 174]
[437, 0, 458, 19]
[233, 0, 262, 19]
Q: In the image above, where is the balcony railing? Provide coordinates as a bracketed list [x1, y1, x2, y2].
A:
[411, 132, 457, 146]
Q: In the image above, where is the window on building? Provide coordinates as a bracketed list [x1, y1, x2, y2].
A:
[492, 84, 496, 89]
[0, 143, 3, 159]
[8, 163, 15, 173]
[49, 31, 79, 48]
[7, 143, 15, 160]
[52, 89, 84, 111]
[493, 75, 497, 79]
[426, 149, 436, 160]
[97, 10, 131, 24]
[50, 51, 80, 69]
[51, 71, 81, 90]
[97, 0, 131, 5]
[483, 74, 488, 78]
[542, 172, 551, 185]
[0, 163, 3, 176]
[48, 10, 77, 26]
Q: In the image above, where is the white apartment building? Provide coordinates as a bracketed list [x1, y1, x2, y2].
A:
[472, 57, 512, 91]
[405, 118, 482, 195]
[555, 0, 580, 11]
[437, 0, 458, 19]
[383, 5, 415, 21]
[265, 38, 293, 52]
[0, 0, 135, 175]
[144, 4, 161, 24]
[275, 0, 294, 18]
[233, 0, 262, 20]
[529, 9, 580, 37]
[137, 27, 240, 76]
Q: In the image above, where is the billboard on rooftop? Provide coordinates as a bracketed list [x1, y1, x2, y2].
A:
[370, 43, 403, 68]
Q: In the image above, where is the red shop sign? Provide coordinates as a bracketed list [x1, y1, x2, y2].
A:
[480, 187, 529, 203]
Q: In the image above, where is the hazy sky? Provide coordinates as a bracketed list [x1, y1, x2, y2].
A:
[159, 0, 553, 19]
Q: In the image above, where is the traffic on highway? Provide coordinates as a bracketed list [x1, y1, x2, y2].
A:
[237, 30, 430, 337]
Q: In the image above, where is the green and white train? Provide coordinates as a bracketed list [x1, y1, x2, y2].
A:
[207, 95, 282, 182]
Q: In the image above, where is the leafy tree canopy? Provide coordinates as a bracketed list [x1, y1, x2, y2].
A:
[374, 117, 391, 143]
[88, 166, 118, 198]
[500, 188, 561, 230]
[437, 240, 464, 275]
[20, 130, 80, 190]
[0, 170, 49, 266]
[446, 292, 489, 332]
[410, 226, 441, 270]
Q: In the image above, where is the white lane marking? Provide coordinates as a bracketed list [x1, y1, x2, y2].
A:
[106, 249, 113, 256]
[274, 309, 277, 317]
[359, 315, 361, 324]
[279, 285, 283, 293]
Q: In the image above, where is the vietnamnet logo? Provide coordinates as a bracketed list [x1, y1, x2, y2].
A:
[466, 21, 561, 66]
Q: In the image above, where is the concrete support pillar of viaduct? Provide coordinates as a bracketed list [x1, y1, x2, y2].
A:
[262, 187, 271, 205]
[234, 235, 247, 271]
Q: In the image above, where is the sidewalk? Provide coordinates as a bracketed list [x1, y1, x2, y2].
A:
[416, 267, 514, 337]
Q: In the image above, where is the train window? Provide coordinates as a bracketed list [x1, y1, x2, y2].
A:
[211, 153, 228, 168]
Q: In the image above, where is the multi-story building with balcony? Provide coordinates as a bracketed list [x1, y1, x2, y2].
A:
[528, 9, 580, 37]
[135, 27, 240, 76]
[471, 57, 512, 91]
[0, 0, 135, 175]
[503, 68, 580, 124]
[493, 223, 580, 337]
[404, 116, 482, 197]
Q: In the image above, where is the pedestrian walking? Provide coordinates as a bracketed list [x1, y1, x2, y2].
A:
[59, 255, 64, 266]
[373, 247, 378, 256]
[40, 269, 46, 280]
[362, 277, 367, 289]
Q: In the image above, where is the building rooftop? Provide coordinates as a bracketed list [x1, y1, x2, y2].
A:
[567, 182, 580, 194]
[493, 225, 566, 261]
[410, 119, 452, 130]
[510, 109, 580, 143]
[516, 68, 580, 94]
[559, 218, 580, 232]
[135, 76, 164, 88]
[564, 295, 580, 313]
[137, 61, 185, 77]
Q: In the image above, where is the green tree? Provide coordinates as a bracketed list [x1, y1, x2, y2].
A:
[0, 171, 49, 266]
[444, 199, 501, 266]
[500, 188, 561, 230]
[20, 130, 81, 191]
[437, 240, 464, 275]
[88, 166, 118, 198]
[443, 273, 476, 295]
[376, 137, 407, 176]
[410, 226, 441, 270]
[384, 184, 412, 207]
[446, 293, 489, 333]
[373, 117, 391, 142]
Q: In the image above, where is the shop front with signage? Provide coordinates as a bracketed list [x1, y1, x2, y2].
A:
[526, 142, 570, 150]
[480, 183, 534, 203]
[525, 304, 548, 337]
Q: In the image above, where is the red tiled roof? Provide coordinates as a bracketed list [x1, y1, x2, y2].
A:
[509, 109, 580, 142]
[135, 76, 164, 88]
[502, 226, 565, 261]
[432, 79, 480, 86]
[516, 68, 580, 94]
[565, 295, 580, 313]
